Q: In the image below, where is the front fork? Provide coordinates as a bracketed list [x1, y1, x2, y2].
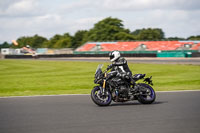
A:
[100, 79, 106, 96]
[101, 73, 107, 96]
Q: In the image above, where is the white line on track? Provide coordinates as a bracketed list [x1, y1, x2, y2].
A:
[0, 90, 199, 99]
[0, 94, 89, 99]
[156, 90, 200, 93]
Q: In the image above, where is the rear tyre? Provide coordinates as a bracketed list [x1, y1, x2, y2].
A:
[91, 86, 112, 106]
[137, 83, 156, 104]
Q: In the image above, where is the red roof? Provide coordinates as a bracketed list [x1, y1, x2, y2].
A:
[76, 41, 198, 51]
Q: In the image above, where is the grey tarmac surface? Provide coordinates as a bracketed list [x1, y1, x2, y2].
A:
[39, 57, 200, 65]
[0, 91, 200, 133]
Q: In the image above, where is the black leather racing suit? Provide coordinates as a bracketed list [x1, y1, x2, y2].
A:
[107, 57, 133, 83]
[112, 57, 132, 75]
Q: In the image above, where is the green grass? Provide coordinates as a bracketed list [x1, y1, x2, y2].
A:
[0, 59, 200, 97]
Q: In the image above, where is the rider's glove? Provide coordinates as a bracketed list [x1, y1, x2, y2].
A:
[107, 64, 113, 71]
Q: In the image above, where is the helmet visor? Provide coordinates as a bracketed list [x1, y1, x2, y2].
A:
[110, 54, 114, 60]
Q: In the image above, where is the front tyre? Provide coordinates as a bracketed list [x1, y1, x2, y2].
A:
[138, 83, 156, 104]
[91, 86, 112, 106]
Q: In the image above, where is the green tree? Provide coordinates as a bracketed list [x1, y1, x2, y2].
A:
[54, 38, 71, 48]
[187, 35, 200, 40]
[72, 30, 88, 48]
[166, 37, 186, 41]
[31, 35, 48, 48]
[43, 34, 63, 48]
[132, 28, 165, 40]
[114, 32, 136, 40]
[14, 34, 48, 48]
[0, 41, 10, 49]
[15, 36, 31, 48]
[43, 33, 73, 48]
[87, 17, 135, 41]
[131, 29, 142, 36]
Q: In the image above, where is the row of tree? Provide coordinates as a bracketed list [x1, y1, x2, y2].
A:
[1, 17, 200, 49]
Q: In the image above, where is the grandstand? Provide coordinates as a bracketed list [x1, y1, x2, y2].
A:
[2, 41, 200, 58]
[76, 41, 200, 52]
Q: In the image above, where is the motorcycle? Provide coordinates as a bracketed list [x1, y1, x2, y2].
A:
[91, 64, 156, 106]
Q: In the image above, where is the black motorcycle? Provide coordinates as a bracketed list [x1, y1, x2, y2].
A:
[91, 64, 156, 106]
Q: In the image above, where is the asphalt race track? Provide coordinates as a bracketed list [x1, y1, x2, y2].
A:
[0, 91, 200, 133]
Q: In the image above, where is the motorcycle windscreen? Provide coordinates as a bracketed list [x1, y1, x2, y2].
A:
[95, 64, 103, 73]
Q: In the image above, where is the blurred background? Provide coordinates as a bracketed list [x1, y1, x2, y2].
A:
[0, 0, 200, 96]
[0, 0, 200, 58]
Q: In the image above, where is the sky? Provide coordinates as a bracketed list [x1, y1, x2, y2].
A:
[0, 0, 200, 43]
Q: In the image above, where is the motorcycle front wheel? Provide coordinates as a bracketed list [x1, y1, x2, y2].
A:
[91, 86, 112, 106]
[137, 83, 156, 104]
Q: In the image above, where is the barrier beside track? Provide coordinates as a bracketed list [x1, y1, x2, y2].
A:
[5, 53, 157, 59]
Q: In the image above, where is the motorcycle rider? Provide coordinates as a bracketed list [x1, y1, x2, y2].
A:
[106, 50, 134, 84]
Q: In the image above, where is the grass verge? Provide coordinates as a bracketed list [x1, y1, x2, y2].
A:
[0, 59, 199, 97]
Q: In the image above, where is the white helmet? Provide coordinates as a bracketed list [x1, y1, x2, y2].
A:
[109, 50, 121, 62]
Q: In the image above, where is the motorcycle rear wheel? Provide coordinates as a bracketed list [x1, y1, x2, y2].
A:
[91, 86, 112, 106]
[137, 83, 156, 104]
